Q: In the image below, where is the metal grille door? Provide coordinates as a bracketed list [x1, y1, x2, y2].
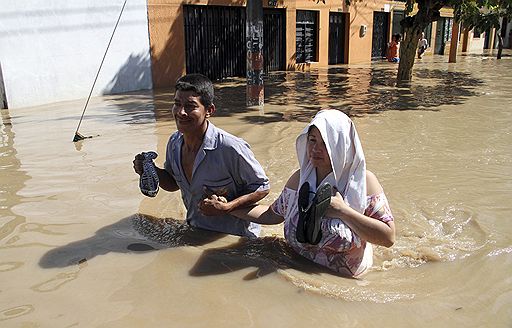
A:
[183, 5, 246, 81]
[371, 11, 389, 59]
[328, 12, 346, 65]
[263, 9, 286, 72]
[184, 5, 286, 80]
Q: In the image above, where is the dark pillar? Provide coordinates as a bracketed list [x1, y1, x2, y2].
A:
[246, 0, 264, 107]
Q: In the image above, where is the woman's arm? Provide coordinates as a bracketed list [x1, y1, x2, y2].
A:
[230, 204, 284, 225]
[326, 171, 395, 247]
[200, 196, 284, 225]
[198, 189, 269, 217]
[200, 169, 301, 225]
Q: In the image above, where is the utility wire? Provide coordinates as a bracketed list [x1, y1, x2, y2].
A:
[73, 0, 128, 141]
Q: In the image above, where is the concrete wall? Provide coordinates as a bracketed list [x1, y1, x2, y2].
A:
[0, 0, 152, 109]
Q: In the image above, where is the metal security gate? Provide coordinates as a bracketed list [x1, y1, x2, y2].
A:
[183, 5, 246, 81]
[296, 10, 318, 63]
[263, 9, 286, 72]
[328, 12, 346, 65]
[183, 5, 286, 80]
[371, 11, 390, 59]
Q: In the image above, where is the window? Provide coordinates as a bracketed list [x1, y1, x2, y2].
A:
[296, 10, 318, 63]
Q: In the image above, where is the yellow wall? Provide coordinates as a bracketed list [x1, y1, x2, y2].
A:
[347, 0, 387, 63]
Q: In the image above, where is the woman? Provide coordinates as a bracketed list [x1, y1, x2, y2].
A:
[200, 110, 395, 277]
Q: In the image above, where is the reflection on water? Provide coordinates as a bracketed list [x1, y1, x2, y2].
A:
[0, 108, 28, 244]
[0, 304, 34, 322]
[1, 53, 512, 327]
[214, 63, 486, 123]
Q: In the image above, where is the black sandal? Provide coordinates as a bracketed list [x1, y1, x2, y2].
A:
[306, 182, 332, 245]
[296, 182, 312, 243]
[296, 182, 332, 245]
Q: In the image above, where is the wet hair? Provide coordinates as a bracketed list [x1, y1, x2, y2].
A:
[307, 125, 316, 135]
[175, 74, 214, 108]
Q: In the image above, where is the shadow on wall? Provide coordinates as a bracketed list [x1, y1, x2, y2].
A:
[149, 3, 187, 89]
[102, 52, 153, 95]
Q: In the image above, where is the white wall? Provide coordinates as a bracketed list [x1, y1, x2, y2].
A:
[469, 31, 486, 53]
[0, 0, 152, 109]
[469, 37, 485, 52]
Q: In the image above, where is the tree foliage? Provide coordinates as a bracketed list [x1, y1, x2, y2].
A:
[454, 0, 512, 31]
[395, 0, 512, 79]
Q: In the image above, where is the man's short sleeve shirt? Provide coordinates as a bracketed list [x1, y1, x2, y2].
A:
[164, 122, 269, 237]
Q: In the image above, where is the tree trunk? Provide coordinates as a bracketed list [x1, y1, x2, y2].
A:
[448, 21, 460, 63]
[497, 34, 503, 59]
[395, 0, 445, 81]
[397, 26, 423, 81]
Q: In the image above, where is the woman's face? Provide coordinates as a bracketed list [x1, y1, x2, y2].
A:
[307, 126, 332, 171]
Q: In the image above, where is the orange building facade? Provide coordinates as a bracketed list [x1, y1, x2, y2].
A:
[146, 0, 470, 89]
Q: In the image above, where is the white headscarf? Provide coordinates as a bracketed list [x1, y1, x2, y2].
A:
[296, 110, 367, 213]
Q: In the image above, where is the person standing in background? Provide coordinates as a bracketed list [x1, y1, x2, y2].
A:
[418, 32, 429, 59]
[387, 34, 401, 63]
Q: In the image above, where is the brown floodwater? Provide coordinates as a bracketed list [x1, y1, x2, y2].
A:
[1, 52, 511, 327]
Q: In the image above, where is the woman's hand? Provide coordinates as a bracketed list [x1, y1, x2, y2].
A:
[327, 189, 351, 218]
[199, 194, 230, 216]
[326, 189, 395, 248]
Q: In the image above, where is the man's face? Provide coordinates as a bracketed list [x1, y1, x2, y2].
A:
[172, 90, 214, 134]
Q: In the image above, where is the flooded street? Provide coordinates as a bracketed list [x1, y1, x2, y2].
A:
[1, 53, 511, 327]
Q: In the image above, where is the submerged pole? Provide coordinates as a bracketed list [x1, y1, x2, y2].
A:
[246, 0, 264, 108]
[448, 21, 460, 63]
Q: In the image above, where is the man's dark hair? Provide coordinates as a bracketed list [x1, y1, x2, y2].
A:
[175, 74, 214, 108]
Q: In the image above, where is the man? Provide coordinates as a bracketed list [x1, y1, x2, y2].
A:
[387, 34, 401, 63]
[417, 32, 428, 59]
[133, 74, 269, 237]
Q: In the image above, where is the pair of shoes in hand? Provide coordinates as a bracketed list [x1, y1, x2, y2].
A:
[296, 182, 332, 245]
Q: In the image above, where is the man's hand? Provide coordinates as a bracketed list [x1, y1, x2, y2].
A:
[133, 153, 144, 176]
[199, 194, 230, 216]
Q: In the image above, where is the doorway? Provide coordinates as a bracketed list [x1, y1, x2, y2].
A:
[434, 17, 453, 54]
[328, 12, 347, 65]
[372, 11, 390, 59]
